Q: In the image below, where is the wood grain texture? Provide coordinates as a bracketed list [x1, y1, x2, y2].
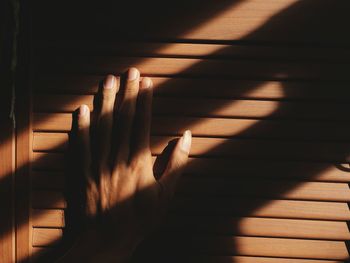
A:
[32, 228, 62, 247]
[141, 236, 349, 260]
[171, 198, 350, 221]
[33, 114, 350, 141]
[29, 170, 350, 201]
[32, 209, 65, 228]
[33, 95, 350, 121]
[31, 0, 350, 44]
[31, 227, 349, 260]
[31, 171, 65, 190]
[28, 0, 350, 261]
[33, 76, 350, 102]
[33, 41, 350, 60]
[162, 216, 350, 240]
[34, 56, 350, 81]
[32, 132, 350, 162]
[0, 1, 15, 261]
[30, 190, 350, 220]
[31, 209, 350, 240]
[29, 247, 345, 263]
[31, 152, 350, 182]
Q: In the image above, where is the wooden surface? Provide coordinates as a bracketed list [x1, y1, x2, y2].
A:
[21, 0, 350, 262]
[0, 1, 15, 262]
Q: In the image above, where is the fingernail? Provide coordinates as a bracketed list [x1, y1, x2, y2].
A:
[128, 67, 139, 81]
[79, 104, 88, 116]
[141, 77, 152, 89]
[104, 74, 115, 89]
[180, 130, 192, 154]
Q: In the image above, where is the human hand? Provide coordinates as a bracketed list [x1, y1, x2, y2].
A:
[62, 68, 191, 262]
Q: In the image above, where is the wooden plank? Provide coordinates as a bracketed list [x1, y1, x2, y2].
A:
[32, 228, 62, 247]
[33, 41, 350, 61]
[32, 116, 350, 141]
[32, 152, 65, 170]
[29, 151, 350, 201]
[15, 26, 32, 263]
[32, 227, 349, 260]
[176, 179, 350, 202]
[31, 209, 65, 228]
[33, 132, 68, 151]
[0, 1, 15, 261]
[31, 0, 350, 44]
[183, 158, 350, 182]
[30, 209, 350, 241]
[0, 126, 15, 263]
[151, 136, 350, 162]
[140, 236, 349, 260]
[29, 170, 350, 202]
[31, 191, 66, 209]
[133, 255, 342, 263]
[32, 132, 350, 162]
[31, 152, 350, 182]
[170, 197, 350, 220]
[30, 247, 344, 263]
[162, 216, 350, 240]
[33, 113, 71, 132]
[33, 76, 350, 102]
[31, 171, 65, 190]
[30, 190, 350, 220]
[34, 56, 350, 80]
[33, 95, 350, 121]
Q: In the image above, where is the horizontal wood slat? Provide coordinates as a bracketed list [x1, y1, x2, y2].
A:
[31, 190, 350, 220]
[31, 227, 349, 260]
[176, 179, 350, 202]
[29, 170, 350, 202]
[33, 114, 350, 143]
[33, 42, 350, 61]
[140, 236, 349, 260]
[32, 191, 66, 209]
[32, 152, 65, 170]
[32, 0, 350, 45]
[135, 256, 343, 263]
[31, 171, 65, 189]
[32, 133, 350, 162]
[32, 228, 62, 247]
[32, 152, 350, 182]
[34, 56, 350, 80]
[30, 247, 345, 263]
[33, 76, 350, 102]
[170, 198, 350, 220]
[33, 95, 350, 121]
[162, 216, 350, 241]
[32, 209, 65, 228]
[31, 209, 350, 241]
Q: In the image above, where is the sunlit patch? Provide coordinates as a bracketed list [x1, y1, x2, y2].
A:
[135, 0, 299, 75]
[242, 81, 284, 99]
[182, 0, 299, 40]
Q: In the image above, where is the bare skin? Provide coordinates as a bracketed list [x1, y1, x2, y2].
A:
[59, 68, 191, 262]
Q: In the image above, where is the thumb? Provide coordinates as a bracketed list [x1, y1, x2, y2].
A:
[158, 130, 192, 198]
